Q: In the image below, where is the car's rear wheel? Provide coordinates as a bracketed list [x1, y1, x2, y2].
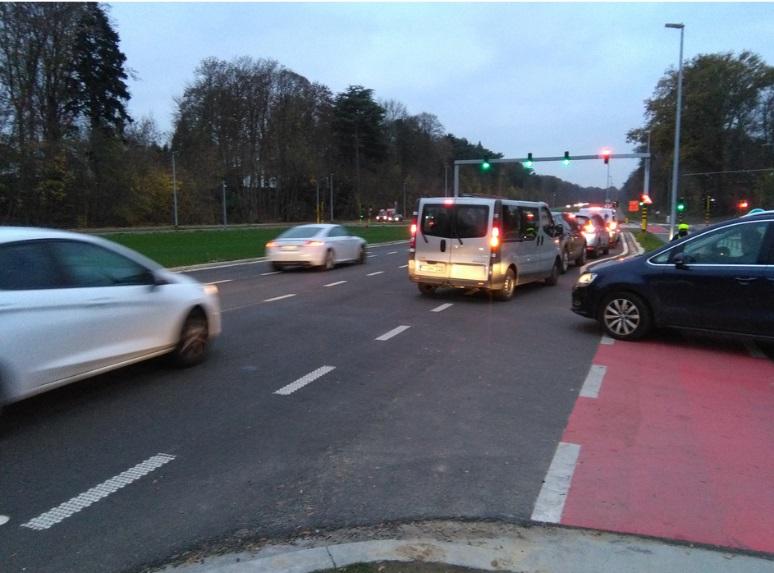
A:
[560, 249, 569, 273]
[545, 260, 560, 286]
[358, 245, 366, 264]
[494, 267, 516, 301]
[271, 262, 283, 271]
[575, 245, 587, 266]
[172, 309, 209, 367]
[417, 283, 437, 296]
[322, 249, 335, 271]
[600, 292, 652, 340]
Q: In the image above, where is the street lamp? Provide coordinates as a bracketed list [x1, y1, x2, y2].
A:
[171, 150, 179, 227]
[666, 22, 685, 239]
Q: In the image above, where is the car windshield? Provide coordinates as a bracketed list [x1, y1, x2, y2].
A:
[278, 226, 324, 239]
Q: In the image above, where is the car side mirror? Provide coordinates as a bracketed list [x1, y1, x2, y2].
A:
[672, 253, 689, 270]
[150, 270, 169, 289]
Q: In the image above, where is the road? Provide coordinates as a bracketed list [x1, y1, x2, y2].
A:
[1, 238, 771, 572]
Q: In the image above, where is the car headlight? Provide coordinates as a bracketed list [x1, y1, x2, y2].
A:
[576, 272, 597, 286]
[204, 284, 219, 296]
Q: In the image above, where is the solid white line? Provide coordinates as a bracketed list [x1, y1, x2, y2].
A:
[398, 264, 408, 269]
[744, 340, 767, 359]
[375, 325, 411, 341]
[581, 231, 632, 273]
[366, 271, 384, 276]
[600, 335, 615, 345]
[531, 442, 581, 523]
[367, 254, 377, 258]
[580, 364, 607, 399]
[431, 303, 453, 313]
[261, 271, 281, 276]
[0, 515, 9, 526]
[324, 281, 347, 287]
[264, 294, 296, 302]
[386, 251, 398, 255]
[274, 366, 336, 396]
[208, 279, 232, 285]
[21, 454, 175, 531]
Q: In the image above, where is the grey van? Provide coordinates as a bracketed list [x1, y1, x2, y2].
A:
[408, 197, 563, 300]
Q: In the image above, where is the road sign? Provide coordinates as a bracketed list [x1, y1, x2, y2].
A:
[628, 200, 639, 212]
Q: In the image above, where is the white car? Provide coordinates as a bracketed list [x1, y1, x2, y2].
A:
[0, 227, 221, 407]
[266, 224, 367, 270]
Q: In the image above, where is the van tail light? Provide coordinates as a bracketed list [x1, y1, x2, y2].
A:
[305, 240, 324, 246]
[490, 225, 501, 249]
[409, 218, 418, 252]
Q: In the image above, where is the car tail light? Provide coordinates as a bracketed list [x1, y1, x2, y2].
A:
[584, 222, 595, 234]
[305, 240, 324, 246]
[608, 221, 618, 231]
[490, 225, 501, 249]
[409, 218, 418, 251]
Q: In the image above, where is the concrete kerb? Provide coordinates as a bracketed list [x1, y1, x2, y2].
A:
[151, 521, 773, 573]
[169, 241, 409, 273]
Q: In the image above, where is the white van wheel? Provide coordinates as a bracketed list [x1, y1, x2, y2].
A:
[494, 268, 516, 301]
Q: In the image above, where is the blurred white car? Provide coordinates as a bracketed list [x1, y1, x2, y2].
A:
[266, 224, 367, 270]
[0, 227, 221, 407]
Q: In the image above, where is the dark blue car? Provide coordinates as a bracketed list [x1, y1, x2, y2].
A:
[572, 212, 774, 341]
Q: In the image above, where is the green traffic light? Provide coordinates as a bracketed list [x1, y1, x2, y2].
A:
[481, 159, 491, 171]
[677, 200, 686, 212]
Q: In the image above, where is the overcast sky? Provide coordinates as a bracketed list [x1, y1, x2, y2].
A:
[110, 2, 774, 189]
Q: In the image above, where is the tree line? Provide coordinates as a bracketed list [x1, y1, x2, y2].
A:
[622, 51, 774, 219]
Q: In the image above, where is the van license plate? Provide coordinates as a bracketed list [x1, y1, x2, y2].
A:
[420, 263, 445, 272]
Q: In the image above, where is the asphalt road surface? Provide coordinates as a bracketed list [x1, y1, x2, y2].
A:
[0, 239, 769, 572]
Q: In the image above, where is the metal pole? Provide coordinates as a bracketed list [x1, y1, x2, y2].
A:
[403, 180, 407, 218]
[666, 23, 685, 239]
[316, 180, 320, 223]
[643, 131, 651, 232]
[329, 174, 333, 222]
[172, 152, 178, 227]
[222, 181, 227, 226]
[453, 163, 460, 197]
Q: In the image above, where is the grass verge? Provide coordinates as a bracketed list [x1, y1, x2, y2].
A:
[632, 231, 665, 252]
[105, 224, 409, 267]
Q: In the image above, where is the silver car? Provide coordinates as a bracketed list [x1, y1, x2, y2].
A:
[266, 224, 367, 271]
[0, 227, 221, 408]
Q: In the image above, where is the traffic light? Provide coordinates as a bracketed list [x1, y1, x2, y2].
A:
[600, 149, 612, 164]
[640, 193, 653, 205]
[677, 198, 686, 212]
[524, 152, 533, 169]
[481, 158, 491, 171]
[563, 151, 570, 166]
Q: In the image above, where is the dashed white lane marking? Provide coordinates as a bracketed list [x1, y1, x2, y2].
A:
[0, 515, 9, 526]
[324, 281, 347, 287]
[261, 271, 281, 276]
[367, 254, 377, 258]
[274, 366, 336, 396]
[600, 335, 615, 345]
[375, 325, 411, 341]
[431, 303, 453, 313]
[386, 251, 398, 255]
[531, 442, 581, 523]
[398, 264, 408, 269]
[580, 364, 607, 399]
[744, 340, 767, 359]
[208, 279, 232, 285]
[21, 453, 175, 531]
[264, 294, 296, 302]
[366, 271, 384, 276]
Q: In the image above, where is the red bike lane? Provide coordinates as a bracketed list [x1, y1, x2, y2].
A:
[557, 337, 774, 554]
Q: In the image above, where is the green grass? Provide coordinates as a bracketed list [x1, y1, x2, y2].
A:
[633, 231, 665, 252]
[104, 224, 409, 267]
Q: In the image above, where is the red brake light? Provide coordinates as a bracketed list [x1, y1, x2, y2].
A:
[490, 225, 500, 249]
[608, 221, 618, 231]
[409, 218, 418, 250]
[584, 222, 595, 233]
[305, 240, 324, 246]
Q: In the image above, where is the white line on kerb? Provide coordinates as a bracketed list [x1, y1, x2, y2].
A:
[0, 515, 9, 526]
[21, 453, 175, 531]
[531, 442, 581, 523]
[366, 271, 384, 276]
[431, 303, 453, 313]
[367, 254, 377, 258]
[386, 251, 398, 255]
[375, 325, 411, 341]
[580, 364, 607, 399]
[324, 281, 347, 287]
[264, 294, 296, 302]
[274, 366, 335, 396]
[600, 335, 615, 345]
[398, 264, 408, 269]
[260, 271, 281, 276]
[208, 279, 232, 285]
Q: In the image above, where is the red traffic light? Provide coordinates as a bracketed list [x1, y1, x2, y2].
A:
[640, 193, 653, 205]
[600, 148, 612, 165]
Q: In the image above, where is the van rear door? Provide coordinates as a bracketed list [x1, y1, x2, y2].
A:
[449, 203, 492, 284]
[415, 201, 454, 280]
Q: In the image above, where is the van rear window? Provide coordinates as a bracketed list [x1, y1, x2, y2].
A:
[420, 204, 489, 238]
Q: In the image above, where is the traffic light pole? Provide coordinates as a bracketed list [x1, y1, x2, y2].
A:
[453, 152, 651, 197]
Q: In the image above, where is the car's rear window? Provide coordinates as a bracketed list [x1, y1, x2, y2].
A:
[420, 204, 489, 238]
[279, 226, 323, 239]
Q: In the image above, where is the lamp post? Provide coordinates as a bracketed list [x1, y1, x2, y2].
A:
[171, 151, 178, 227]
[666, 22, 685, 239]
